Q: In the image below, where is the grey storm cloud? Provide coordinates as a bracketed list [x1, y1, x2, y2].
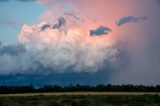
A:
[52, 17, 66, 29]
[90, 26, 112, 36]
[40, 17, 66, 31]
[116, 16, 148, 26]
[0, 43, 26, 56]
[41, 24, 51, 31]
[0, 42, 35, 75]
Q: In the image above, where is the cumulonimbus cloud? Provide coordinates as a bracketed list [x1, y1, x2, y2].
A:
[1, 0, 160, 85]
[18, 15, 120, 72]
[0, 14, 121, 75]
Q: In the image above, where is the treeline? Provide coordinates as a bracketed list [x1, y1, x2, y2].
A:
[0, 84, 160, 94]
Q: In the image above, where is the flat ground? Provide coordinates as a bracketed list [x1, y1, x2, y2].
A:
[0, 92, 160, 106]
[0, 92, 160, 97]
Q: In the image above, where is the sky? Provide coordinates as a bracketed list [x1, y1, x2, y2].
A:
[0, 0, 160, 86]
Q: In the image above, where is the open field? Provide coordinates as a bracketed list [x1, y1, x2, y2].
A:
[0, 92, 160, 97]
[0, 92, 160, 106]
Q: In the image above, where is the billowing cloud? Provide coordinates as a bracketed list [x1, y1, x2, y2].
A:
[17, 16, 120, 73]
[0, 43, 26, 56]
[1, 0, 160, 85]
[116, 16, 147, 26]
[0, 43, 36, 75]
[90, 26, 111, 36]
[0, 13, 121, 75]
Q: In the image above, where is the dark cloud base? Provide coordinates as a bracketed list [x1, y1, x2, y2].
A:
[0, 69, 112, 86]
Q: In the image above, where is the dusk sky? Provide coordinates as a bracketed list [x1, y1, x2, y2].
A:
[0, 0, 160, 86]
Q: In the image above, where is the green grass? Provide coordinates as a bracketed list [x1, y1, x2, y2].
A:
[0, 94, 160, 106]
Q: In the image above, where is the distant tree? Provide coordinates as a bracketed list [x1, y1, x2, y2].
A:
[0, 84, 160, 94]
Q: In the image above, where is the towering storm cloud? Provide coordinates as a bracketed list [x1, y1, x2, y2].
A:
[17, 14, 120, 74]
[0, 0, 160, 85]
[0, 12, 120, 75]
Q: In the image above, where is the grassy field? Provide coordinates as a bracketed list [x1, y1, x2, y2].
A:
[0, 92, 160, 106]
[0, 92, 160, 97]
